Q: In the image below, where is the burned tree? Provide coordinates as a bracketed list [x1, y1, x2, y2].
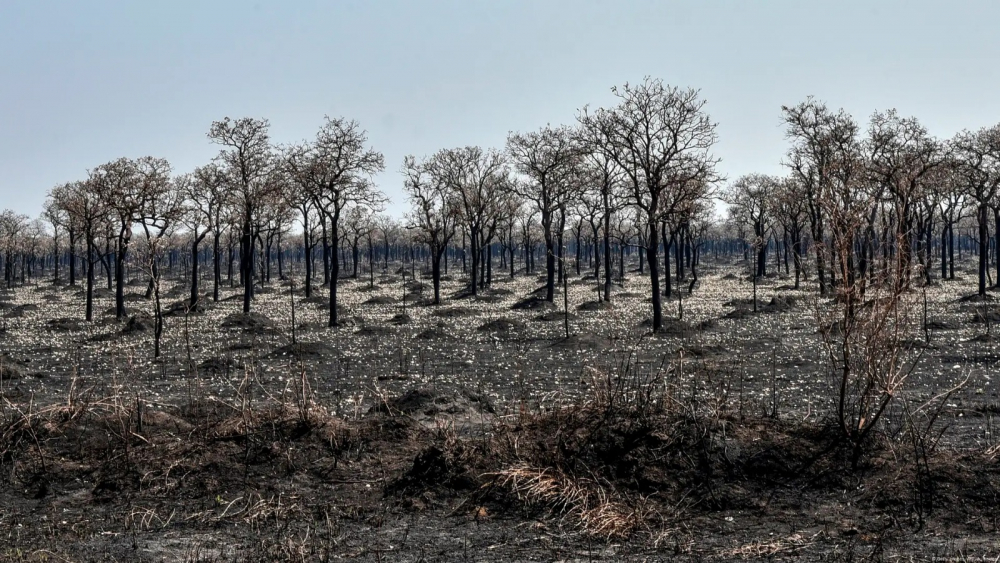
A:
[403, 154, 460, 304]
[62, 180, 107, 321]
[783, 98, 853, 296]
[774, 176, 809, 288]
[507, 126, 582, 302]
[184, 162, 230, 304]
[136, 173, 184, 357]
[580, 78, 719, 332]
[287, 116, 385, 327]
[425, 146, 507, 296]
[208, 117, 275, 314]
[89, 157, 144, 320]
[951, 127, 1000, 297]
[283, 144, 321, 297]
[576, 129, 626, 303]
[722, 174, 777, 278]
[866, 110, 943, 290]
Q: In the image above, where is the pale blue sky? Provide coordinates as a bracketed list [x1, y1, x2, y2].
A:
[2, 0, 999, 217]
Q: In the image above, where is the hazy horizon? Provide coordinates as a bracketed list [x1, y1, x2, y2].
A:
[3, 0, 999, 218]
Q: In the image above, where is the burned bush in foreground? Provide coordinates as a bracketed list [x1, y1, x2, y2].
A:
[386, 350, 991, 545]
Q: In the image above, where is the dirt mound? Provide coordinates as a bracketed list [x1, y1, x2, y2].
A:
[389, 313, 412, 325]
[336, 316, 361, 328]
[3, 304, 39, 318]
[121, 313, 157, 334]
[925, 319, 959, 330]
[162, 299, 208, 317]
[363, 295, 397, 305]
[269, 341, 335, 358]
[970, 306, 1000, 324]
[47, 317, 83, 331]
[198, 356, 238, 373]
[0, 354, 26, 380]
[511, 296, 555, 311]
[577, 300, 613, 311]
[221, 312, 276, 333]
[402, 291, 425, 303]
[695, 318, 718, 331]
[535, 310, 577, 322]
[677, 344, 729, 358]
[449, 286, 476, 300]
[355, 325, 396, 337]
[372, 387, 495, 418]
[548, 333, 610, 351]
[763, 296, 796, 312]
[432, 307, 474, 318]
[723, 307, 752, 320]
[724, 296, 796, 318]
[141, 410, 196, 434]
[957, 293, 995, 303]
[529, 284, 555, 296]
[415, 327, 455, 340]
[477, 318, 525, 332]
[313, 300, 351, 316]
[640, 317, 691, 337]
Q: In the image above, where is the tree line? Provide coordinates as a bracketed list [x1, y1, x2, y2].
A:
[2, 78, 1000, 336]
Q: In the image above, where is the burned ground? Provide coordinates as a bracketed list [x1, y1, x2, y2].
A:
[1, 260, 1000, 561]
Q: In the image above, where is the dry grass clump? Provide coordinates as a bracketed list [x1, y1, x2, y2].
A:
[492, 464, 652, 539]
[383, 353, 691, 539]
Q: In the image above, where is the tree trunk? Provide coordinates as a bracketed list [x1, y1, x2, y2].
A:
[85, 240, 95, 321]
[574, 222, 582, 275]
[190, 233, 201, 309]
[604, 214, 612, 302]
[213, 233, 221, 302]
[646, 220, 663, 332]
[329, 219, 340, 327]
[432, 245, 443, 304]
[469, 228, 479, 296]
[994, 208, 1000, 288]
[949, 223, 955, 279]
[69, 230, 77, 286]
[321, 218, 330, 285]
[115, 235, 128, 320]
[979, 203, 989, 297]
[242, 219, 253, 313]
[352, 242, 360, 279]
[662, 223, 672, 299]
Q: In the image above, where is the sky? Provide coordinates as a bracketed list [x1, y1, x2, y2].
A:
[2, 0, 1000, 218]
